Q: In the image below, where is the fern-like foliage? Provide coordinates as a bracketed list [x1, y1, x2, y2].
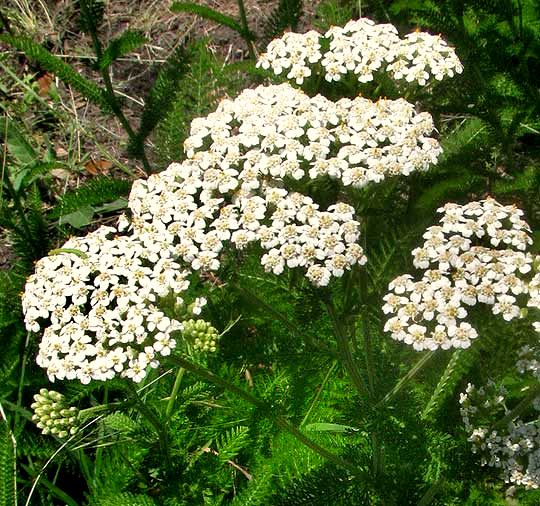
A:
[269, 463, 370, 505]
[93, 492, 156, 506]
[421, 347, 480, 420]
[153, 39, 243, 166]
[365, 228, 410, 296]
[492, 164, 540, 197]
[77, 0, 105, 34]
[0, 34, 111, 113]
[50, 176, 131, 229]
[98, 31, 147, 71]
[0, 419, 16, 506]
[170, 2, 255, 41]
[263, 0, 304, 42]
[99, 412, 141, 435]
[212, 426, 250, 465]
[0, 184, 51, 270]
[128, 45, 193, 159]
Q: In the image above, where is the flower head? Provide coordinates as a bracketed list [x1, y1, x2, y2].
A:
[257, 18, 463, 87]
[383, 199, 534, 350]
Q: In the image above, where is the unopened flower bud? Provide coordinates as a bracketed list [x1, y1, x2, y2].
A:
[31, 389, 80, 439]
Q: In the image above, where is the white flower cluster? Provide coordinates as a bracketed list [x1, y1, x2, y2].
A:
[257, 18, 463, 86]
[128, 83, 443, 286]
[22, 226, 201, 384]
[528, 270, 540, 333]
[460, 346, 540, 489]
[383, 199, 535, 351]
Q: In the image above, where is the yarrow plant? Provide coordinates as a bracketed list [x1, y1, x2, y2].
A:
[460, 344, 540, 489]
[383, 198, 538, 351]
[257, 18, 463, 86]
[20, 14, 540, 502]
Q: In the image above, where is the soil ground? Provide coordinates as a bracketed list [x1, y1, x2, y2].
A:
[0, 1, 321, 268]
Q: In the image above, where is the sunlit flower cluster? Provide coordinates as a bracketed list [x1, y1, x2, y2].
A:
[128, 83, 443, 285]
[257, 18, 463, 86]
[383, 199, 535, 351]
[31, 389, 79, 438]
[460, 345, 540, 489]
[22, 226, 198, 383]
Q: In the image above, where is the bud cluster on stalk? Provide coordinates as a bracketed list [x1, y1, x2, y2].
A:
[31, 389, 79, 438]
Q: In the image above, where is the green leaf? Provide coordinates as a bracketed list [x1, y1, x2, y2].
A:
[51, 176, 131, 221]
[305, 422, 360, 433]
[263, 0, 303, 42]
[0, 34, 111, 113]
[170, 2, 256, 40]
[0, 117, 36, 166]
[58, 205, 95, 228]
[214, 426, 250, 464]
[130, 44, 192, 155]
[99, 30, 148, 70]
[102, 412, 140, 434]
[13, 162, 60, 193]
[93, 197, 128, 213]
[0, 420, 16, 506]
[77, 0, 105, 33]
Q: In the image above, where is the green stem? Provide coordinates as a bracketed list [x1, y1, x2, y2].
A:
[232, 283, 337, 358]
[2, 165, 37, 257]
[417, 477, 445, 506]
[167, 355, 365, 476]
[92, 386, 108, 489]
[375, 352, 435, 409]
[300, 360, 337, 428]
[124, 382, 172, 471]
[357, 217, 376, 399]
[236, 0, 256, 60]
[325, 299, 368, 398]
[79, 0, 152, 174]
[360, 308, 376, 399]
[492, 383, 540, 431]
[166, 367, 185, 419]
[15, 331, 31, 433]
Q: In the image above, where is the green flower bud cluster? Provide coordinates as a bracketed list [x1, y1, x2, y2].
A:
[182, 319, 219, 353]
[31, 389, 79, 438]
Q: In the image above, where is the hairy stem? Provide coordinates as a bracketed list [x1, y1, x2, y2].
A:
[492, 382, 540, 431]
[232, 282, 337, 357]
[124, 382, 172, 471]
[166, 366, 185, 419]
[300, 360, 338, 428]
[236, 0, 256, 60]
[325, 299, 368, 398]
[375, 352, 435, 409]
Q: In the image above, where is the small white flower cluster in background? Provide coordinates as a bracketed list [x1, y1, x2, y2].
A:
[22, 226, 205, 384]
[257, 18, 463, 86]
[528, 270, 540, 334]
[460, 345, 540, 489]
[383, 198, 536, 351]
[128, 82, 444, 286]
[31, 389, 79, 438]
